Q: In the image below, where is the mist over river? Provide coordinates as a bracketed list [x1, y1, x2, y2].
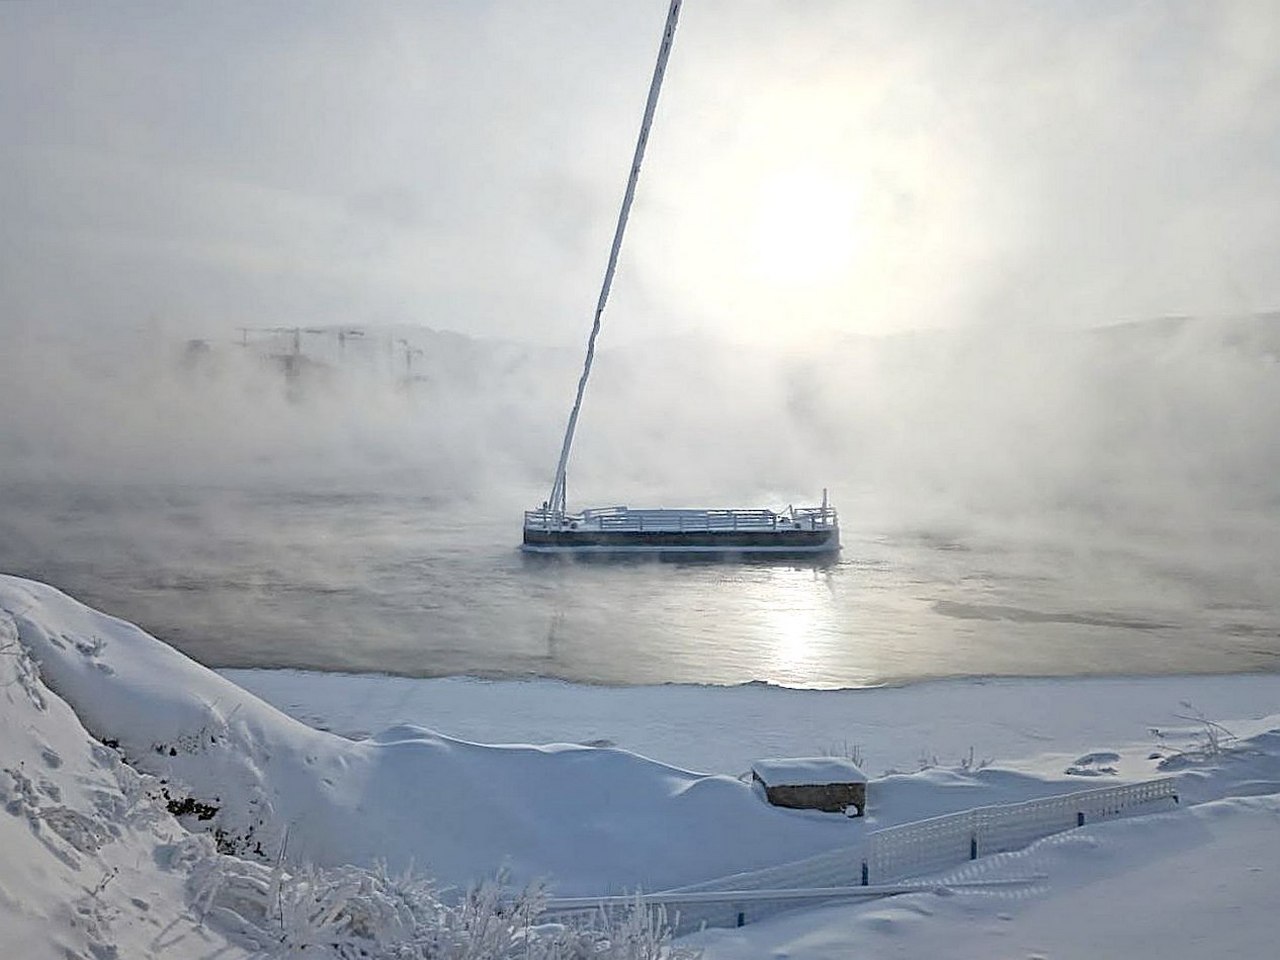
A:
[7, 0, 1280, 694]
[2, 476, 1276, 688]
[3, 318, 1279, 687]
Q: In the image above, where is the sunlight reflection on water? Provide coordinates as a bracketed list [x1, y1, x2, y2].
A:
[1, 479, 1277, 688]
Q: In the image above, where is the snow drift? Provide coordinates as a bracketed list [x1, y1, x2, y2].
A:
[0, 574, 860, 895]
[3, 572, 1279, 959]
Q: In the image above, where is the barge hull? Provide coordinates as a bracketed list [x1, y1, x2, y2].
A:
[521, 528, 839, 555]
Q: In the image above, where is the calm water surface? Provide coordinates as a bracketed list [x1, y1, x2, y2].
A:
[1, 480, 1277, 687]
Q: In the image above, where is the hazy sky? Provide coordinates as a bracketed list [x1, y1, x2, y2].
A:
[3, 0, 1278, 346]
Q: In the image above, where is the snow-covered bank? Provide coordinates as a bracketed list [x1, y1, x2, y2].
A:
[4, 573, 1280, 959]
[0, 605, 246, 959]
[0, 575, 860, 895]
[690, 791, 1280, 959]
[0, 597, 689, 959]
[221, 668, 1280, 787]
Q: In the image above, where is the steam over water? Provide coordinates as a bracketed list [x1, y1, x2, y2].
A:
[2, 478, 1276, 688]
[7, 2, 1280, 692]
[2, 318, 1278, 688]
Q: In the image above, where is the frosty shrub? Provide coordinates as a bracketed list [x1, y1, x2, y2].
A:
[189, 855, 700, 959]
[1154, 701, 1239, 770]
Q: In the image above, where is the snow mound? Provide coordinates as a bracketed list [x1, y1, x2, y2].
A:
[751, 757, 867, 785]
[0, 608, 243, 960]
[0, 606, 696, 959]
[0, 574, 859, 895]
[6, 572, 1278, 959]
[692, 791, 1280, 960]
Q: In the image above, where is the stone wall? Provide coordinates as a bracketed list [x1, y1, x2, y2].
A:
[755, 777, 866, 816]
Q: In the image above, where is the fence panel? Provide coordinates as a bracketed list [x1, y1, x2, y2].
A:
[866, 809, 975, 883]
[667, 843, 865, 895]
[544, 778, 1178, 936]
[976, 795, 1079, 857]
[865, 777, 1177, 883]
[653, 842, 867, 933]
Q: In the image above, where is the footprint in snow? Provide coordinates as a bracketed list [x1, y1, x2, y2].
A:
[72, 635, 107, 658]
[39, 806, 112, 854]
[37, 777, 61, 802]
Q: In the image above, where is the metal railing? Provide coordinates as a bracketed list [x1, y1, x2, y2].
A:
[863, 777, 1177, 884]
[523, 505, 839, 533]
[543, 777, 1177, 936]
[543, 877, 1044, 937]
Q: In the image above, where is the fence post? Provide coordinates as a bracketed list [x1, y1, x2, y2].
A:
[861, 860, 869, 886]
[1077, 811, 1085, 827]
[970, 833, 978, 860]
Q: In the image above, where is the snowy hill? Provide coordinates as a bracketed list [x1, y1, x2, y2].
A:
[3, 572, 1279, 958]
[0, 575, 860, 895]
[1, 607, 244, 959]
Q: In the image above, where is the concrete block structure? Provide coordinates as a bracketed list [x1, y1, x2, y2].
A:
[751, 757, 867, 816]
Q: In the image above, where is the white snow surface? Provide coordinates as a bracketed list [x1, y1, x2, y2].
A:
[3, 572, 1280, 959]
[0, 594, 245, 959]
[690, 791, 1280, 959]
[751, 757, 867, 786]
[0, 575, 860, 896]
[221, 665, 1280, 809]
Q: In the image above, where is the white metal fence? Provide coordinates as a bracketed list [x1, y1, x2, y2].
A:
[863, 777, 1177, 884]
[542, 878, 1042, 939]
[544, 777, 1178, 936]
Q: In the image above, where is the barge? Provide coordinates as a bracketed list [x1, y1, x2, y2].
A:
[522, 498, 840, 556]
[519, 0, 840, 558]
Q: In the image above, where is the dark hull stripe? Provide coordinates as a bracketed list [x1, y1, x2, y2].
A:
[522, 528, 840, 553]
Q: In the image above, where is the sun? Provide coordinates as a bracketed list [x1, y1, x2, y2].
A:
[748, 167, 864, 287]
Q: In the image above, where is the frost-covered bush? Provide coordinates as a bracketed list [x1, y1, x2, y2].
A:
[189, 856, 699, 959]
[1153, 701, 1239, 770]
